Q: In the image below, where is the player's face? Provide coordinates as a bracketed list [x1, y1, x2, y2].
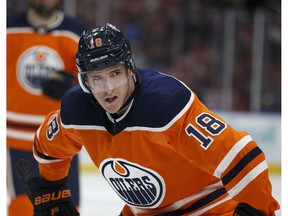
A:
[29, 0, 59, 18]
[85, 64, 135, 114]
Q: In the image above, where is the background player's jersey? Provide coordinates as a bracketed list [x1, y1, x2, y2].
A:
[34, 69, 279, 215]
[7, 11, 84, 150]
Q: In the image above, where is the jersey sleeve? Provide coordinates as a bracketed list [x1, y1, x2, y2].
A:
[33, 110, 82, 181]
[171, 93, 279, 214]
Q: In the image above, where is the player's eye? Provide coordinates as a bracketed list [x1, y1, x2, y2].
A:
[110, 71, 120, 77]
[91, 75, 103, 82]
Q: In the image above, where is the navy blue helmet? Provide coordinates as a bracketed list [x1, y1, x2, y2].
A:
[76, 23, 135, 92]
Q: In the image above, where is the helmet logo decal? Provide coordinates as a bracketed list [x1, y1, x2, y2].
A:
[90, 55, 108, 63]
[100, 158, 166, 208]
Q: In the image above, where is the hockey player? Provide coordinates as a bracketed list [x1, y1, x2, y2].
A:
[17, 23, 279, 215]
[7, 0, 84, 215]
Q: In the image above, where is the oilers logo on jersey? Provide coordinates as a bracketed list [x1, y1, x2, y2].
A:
[100, 159, 166, 208]
[17, 45, 64, 94]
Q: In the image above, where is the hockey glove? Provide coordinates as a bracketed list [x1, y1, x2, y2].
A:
[42, 70, 76, 100]
[234, 203, 265, 216]
[15, 159, 79, 216]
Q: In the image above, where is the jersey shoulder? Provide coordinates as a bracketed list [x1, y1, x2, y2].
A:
[60, 85, 105, 126]
[131, 69, 194, 127]
[57, 15, 85, 36]
[7, 12, 29, 28]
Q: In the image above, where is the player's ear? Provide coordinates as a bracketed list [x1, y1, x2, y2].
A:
[127, 68, 134, 77]
[128, 70, 132, 76]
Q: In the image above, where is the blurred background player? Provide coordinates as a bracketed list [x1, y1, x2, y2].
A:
[7, 0, 85, 215]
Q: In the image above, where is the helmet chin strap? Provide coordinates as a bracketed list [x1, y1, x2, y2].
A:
[113, 71, 140, 117]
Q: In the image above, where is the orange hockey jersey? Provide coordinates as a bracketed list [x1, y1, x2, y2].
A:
[7, 11, 84, 151]
[34, 69, 279, 215]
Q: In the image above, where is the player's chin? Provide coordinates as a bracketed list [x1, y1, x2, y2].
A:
[101, 102, 121, 114]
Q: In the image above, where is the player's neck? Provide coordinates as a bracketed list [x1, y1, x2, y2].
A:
[115, 76, 137, 116]
[27, 9, 60, 28]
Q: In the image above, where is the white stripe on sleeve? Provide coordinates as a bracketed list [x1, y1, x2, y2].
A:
[213, 135, 253, 178]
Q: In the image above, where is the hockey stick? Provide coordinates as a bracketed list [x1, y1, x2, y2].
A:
[15, 159, 34, 201]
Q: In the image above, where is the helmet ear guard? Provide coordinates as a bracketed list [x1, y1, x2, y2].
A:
[77, 73, 90, 93]
[75, 23, 136, 93]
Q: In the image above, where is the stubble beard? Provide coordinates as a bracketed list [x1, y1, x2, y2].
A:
[29, 2, 59, 18]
